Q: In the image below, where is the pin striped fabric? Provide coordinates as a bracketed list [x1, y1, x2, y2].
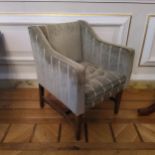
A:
[28, 20, 134, 116]
[80, 21, 134, 84]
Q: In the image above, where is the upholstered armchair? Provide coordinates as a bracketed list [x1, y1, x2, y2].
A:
[28, 20, 134, 140]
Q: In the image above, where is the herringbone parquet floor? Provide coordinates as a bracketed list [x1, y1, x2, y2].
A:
[1, 88, 155, 155]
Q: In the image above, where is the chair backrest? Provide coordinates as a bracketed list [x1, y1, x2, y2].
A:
[40, 21, 82, 62]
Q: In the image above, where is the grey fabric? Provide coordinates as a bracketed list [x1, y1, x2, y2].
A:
[28, 20, 134, 116]
[80, 21, 135, 85]
[46, 22, 82, 62]
[39, 25, 48, 39]
[28, 26, 85, 116]
[80, 62, 126, 108]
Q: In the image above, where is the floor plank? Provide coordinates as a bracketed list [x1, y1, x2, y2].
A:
[2, 142, 155, 150]
[1, 150, 155, 155]
[88, 122, 113, 143]
[111, 123, 140, 142]
[0, 150, 44, 155]
[0, 109, 60, 120]
[1, 88, 155, 101]
[4, 124, 34, 143]
[0, 101, 40, 109]
[32, 123, 59, 143]
[1, 109, 155, 121]
[87, 109, 155, 119]
[0, 124, 10, 142]
[0, 89, 39, 101]
[136, 123, 155, 142]
[95, 100, 155, 110]
[0, 100, 154, 111]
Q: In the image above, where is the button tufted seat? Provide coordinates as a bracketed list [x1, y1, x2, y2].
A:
[80, 62, 126, 108]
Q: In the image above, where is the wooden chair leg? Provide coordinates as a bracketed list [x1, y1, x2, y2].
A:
[114, 90, 123, 114]
[75, 115, 83, 141]
[39, 84, 45, 108]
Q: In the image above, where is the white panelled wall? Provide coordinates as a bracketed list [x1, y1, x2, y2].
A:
[0, 0, 155, 80]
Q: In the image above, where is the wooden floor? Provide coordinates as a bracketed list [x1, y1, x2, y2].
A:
[1, 88, 155, 154]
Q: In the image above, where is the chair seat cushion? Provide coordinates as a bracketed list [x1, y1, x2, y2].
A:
[80, 62, 126, 108]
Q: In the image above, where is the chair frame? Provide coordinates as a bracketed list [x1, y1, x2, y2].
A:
[39, 83, 123, 140]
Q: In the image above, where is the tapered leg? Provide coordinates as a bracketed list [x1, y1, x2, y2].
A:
[114, 90, 123, 114]
[39, 84, 45, 108]
[75, 115, 83, 141]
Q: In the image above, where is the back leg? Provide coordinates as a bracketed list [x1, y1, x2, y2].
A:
[114, 90, 123, 114]
[110, 90, 123, 114]
[39, 84, 45, 108]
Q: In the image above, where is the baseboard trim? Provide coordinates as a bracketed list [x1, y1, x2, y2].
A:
[131, 74, 155, 80]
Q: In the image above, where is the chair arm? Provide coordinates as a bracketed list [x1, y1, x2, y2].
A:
[80, 21, 135, 84]
[29, 26, 85, 115]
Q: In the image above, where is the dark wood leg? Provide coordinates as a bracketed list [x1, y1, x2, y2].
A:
[39, 84, 44, 108]
[75, 115, 83, 141]
[137, 103, 155, 116]
[114, 90, 123, 114]
[110, 90, 123, 114]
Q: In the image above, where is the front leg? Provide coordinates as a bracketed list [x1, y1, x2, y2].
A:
[75, 114, 84, 140]
[110, 90, 123, 114]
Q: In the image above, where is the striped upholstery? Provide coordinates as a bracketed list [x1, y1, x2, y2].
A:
[80, 21, 134, 84]
[28, 20, 134, 116]
[81, 62, 126, 108]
